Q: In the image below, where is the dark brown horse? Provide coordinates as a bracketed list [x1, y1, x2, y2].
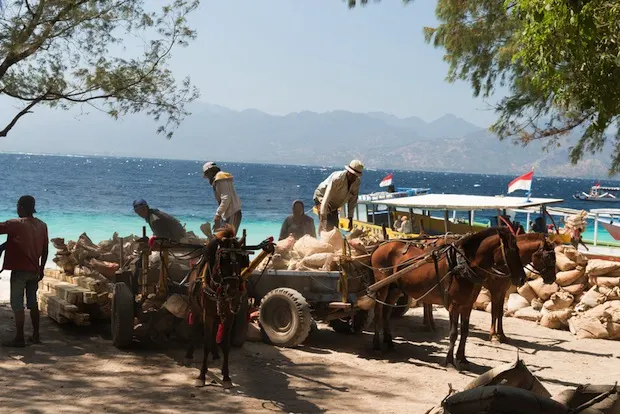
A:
[370, 227, 526, 370]
[184, 226, 249, 388]
[421, 232, 557, 342]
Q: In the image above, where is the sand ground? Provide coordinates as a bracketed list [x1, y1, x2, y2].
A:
[0, 304, 619, 414]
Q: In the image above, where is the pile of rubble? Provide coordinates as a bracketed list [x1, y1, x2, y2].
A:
[260, 228, 381, 272]
[474, 244, 620, 340]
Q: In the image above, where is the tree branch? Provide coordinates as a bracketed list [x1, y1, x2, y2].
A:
[0, 95, 47, 137]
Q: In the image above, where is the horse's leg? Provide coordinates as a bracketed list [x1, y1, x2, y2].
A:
[211, 321, 220, 361]
[423, 303, 436, 332]
[382, 288, 400, 349]
[489, 288, 499, 342]
[373, 287, 388, 351]
[496, 281, 510, 343]
[444, 307, 459, 368]
[455, 309, 473, 371]
[220, 315, 234, 389]
[184, 315, 202, 367]
[195, 313, 213, 387]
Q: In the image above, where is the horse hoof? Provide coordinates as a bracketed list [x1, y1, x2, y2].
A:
[456, 359, 471, 372]
[490, 335, 501, 343]
[194, 379, 206, 387]
[498, 335, 509, 344]
[222, 380, 233, 389]
[183, 357, 193, 367]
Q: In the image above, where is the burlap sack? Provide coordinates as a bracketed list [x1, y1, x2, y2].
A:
[518, 282, 538, 303]
[540, 309, 573, 330]
[293, 235, 334, 257]
[561, 283, 585, 297]
[275, 235, 296, 256]
[569, 316, 609, 339]
[485, 302, 493, 313]
[543, 291, 574, 311]
[586, 259, 620, 277]
[576, 286, 606, 311]
[529, 278, 560, 301]
[300, 252, 334, 268]
[598, 286, 620, 301]
[556, 253, 577, 272]
[514, 306, 541, 322]
[320, 229, 344, 252]
[562, 246, 588, 266]
[506, 293, 530, 316]
[555, 267, 585, 287]
[474, 288, 492, 311]
[592, 276, 620, 288]
[531, 298, 544, 311]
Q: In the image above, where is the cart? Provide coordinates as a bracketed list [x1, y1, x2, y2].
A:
[110, 227, 273, 349]
[246, 255, 377, 347]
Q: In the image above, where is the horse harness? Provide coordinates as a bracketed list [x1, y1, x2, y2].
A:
[194, 241, 250, 317]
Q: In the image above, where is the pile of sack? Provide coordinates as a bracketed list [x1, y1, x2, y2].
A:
[474, 244, 620, 340]
[262, 228, 380, 272]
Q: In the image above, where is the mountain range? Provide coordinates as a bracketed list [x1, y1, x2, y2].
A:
[0, 102, 613, 178]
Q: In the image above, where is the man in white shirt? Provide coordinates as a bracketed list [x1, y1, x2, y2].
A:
[202, 162, 242, 233]
[313, 160, 364, 233]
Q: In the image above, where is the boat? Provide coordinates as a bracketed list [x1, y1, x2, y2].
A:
[357, 187, 431, 202]
[573, 184, 620, 202]
[590, 209, 620, 241]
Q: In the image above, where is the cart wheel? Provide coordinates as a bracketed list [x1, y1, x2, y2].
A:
[231, 295, 249, 348]
[329, 310, 369, 334]
[111, 282, 134, 349]
[390, 293, 412, 319]
[259, 288, 311, 347]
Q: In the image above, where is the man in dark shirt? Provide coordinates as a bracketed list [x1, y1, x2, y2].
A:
[0, 196, 48, 347]
[133, 199, 186, 241]
[279, 200, 317, 240]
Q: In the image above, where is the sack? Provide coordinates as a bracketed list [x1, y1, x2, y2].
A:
[569, 316, 610, 339]
[592, 277, 620, 288]
[556, 253, 577, 272]
[320, 229, 344, 252]
[556, 267, 585, 287]
[586, 259, 620, 277]
[529, 278, 560, 301]
[531, 298, 544, 311]
[300, 252, 337, 270]
[275, 235, 296, 256]
[562, 246, 588, 266]
[562, 283, 585, 297]
[270, 254, 289, 270]
[517, 283, 538, 303]
[474, 288, 492, 311]
[543, 291, 574, 311]
[293, 235, 334, 258]
[598, 286, 620, 301]
[514, 306, 541, 322]
[505, 293, 530, 316]
[552, 384, 620, 412]
[577, 286, 606, 311]
[539, 309, 573, 330]
[443, 386, 568, 414]
[464, 358, 551, 398]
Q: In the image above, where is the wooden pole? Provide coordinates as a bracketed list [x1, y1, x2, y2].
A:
[444, 210, 449, 233]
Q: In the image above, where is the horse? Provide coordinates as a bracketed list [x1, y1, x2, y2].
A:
[184, 226, 249, 388]
[370, 227, 526, 370]
[422, 232, 557, 342]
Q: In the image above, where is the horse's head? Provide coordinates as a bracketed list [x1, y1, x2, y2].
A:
[530, 238, 557, 284]
[495, 227, 527, 287]
[207, 226, 250, 305]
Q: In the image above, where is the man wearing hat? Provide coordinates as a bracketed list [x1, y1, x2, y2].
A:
[0, 196, 48, 347]
[202, 162, 242, 233]
[133, 199, 186, 242]
[314, 159, 364, 233]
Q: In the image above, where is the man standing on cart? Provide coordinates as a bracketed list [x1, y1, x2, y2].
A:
[202, 161, 242, 233]
[314, 159, 364, 234]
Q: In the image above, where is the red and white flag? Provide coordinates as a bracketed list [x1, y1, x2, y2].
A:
[507, 170, 533, 194]
[379, 173, 393, 188]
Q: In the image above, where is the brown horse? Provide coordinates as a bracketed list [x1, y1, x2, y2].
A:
[370, 227, 526, 370]
[421, 232, 557, 343]
[184, 226, 249, 388]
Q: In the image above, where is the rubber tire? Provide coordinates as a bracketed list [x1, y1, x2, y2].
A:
[390, 294, 412, 319]
[259, 288, 312, 348]
[111, 282, 134, 349]
[231, 295, 249, 348]
[328, 310, 369, 334]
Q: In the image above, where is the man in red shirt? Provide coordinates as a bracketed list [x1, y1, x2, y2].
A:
[0, 196, 49, 347]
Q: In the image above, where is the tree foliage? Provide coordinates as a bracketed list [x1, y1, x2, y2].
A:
[348, 0, 620, 175]
[0, 0, 199, 139]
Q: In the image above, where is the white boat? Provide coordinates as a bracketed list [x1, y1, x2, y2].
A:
[573, 185, 620, 202]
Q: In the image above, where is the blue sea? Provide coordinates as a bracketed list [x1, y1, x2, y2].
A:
[0, 153, 619, 249]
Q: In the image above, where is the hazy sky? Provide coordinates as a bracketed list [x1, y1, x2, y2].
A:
[0, 0, 508, 136]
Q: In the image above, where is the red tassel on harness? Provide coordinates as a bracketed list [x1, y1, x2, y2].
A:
[216, 323, 224, 344]
[188, 312, 194, 326]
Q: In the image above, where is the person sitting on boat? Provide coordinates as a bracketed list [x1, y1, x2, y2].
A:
[202, 161, 242, 232]
[313, 160, 364, 233]
[394, 215, 413, 234]
[133, 199, 186, 242]
[279, 200, 316, 240]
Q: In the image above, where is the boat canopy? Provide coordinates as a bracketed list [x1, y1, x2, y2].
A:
[596, 186, 620, 191]
[363, 193, 564, 211]
[591, 208, 620, 216]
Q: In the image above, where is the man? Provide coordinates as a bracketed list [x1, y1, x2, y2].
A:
[0, 196, 48, 347]
[394, 215, 413, 234]
[133, 199, 186, 241]
[314, 159, 364, 233]
[202, 162, 242, 232]
[279, 200, 317, 240]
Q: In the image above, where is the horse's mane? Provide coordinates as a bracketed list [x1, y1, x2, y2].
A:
[516, 232, 545, 242]
[214, 225, 236, 240]
[458, 227, 507, 249]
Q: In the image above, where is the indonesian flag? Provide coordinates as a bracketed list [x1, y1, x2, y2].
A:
[507, 170, 533, 194]
[379, 173, 393, 188]
[595, 181, 601, 188]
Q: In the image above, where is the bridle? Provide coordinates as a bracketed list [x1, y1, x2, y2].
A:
[525, 241, 556, 280]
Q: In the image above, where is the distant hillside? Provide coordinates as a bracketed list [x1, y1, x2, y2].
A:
[0, 103, 614, 178]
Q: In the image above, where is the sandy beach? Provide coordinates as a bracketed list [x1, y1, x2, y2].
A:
[1, 303, 618, 413]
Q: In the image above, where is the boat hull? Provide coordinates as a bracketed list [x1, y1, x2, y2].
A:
[599, 220, 620, 241]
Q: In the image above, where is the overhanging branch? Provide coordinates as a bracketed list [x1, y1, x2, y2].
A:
[0, 95, 47, 137]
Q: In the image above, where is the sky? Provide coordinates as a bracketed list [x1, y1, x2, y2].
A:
[0, 0, 508, 134]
